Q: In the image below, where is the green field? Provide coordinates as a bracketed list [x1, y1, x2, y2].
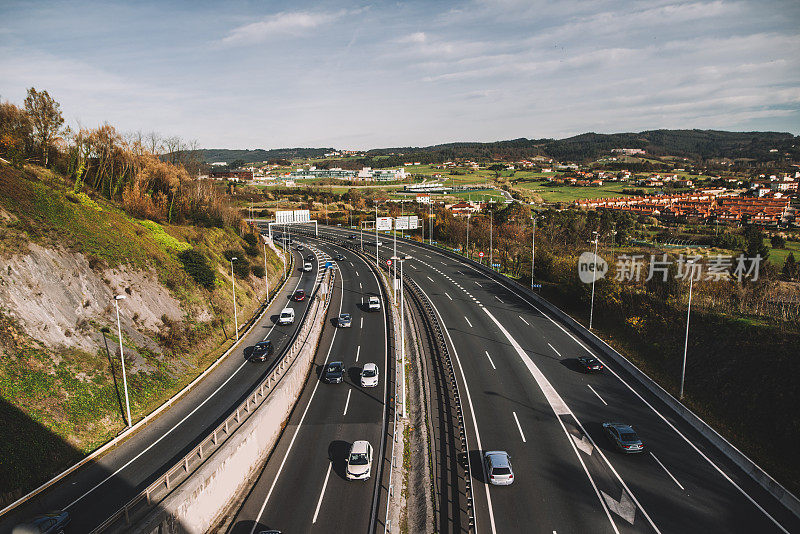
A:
[514, 179, 633, 203]
[763, 238, 800, 266]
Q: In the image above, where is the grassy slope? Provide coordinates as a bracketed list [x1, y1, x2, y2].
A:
[0, 164, 283, 502]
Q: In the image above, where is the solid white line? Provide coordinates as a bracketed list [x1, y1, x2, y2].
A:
[547, 342, 562, 358]
[588, 385, 608, 406]
[650, 452, 685, 490]
[427, 276, 435, 282]
[513, 411, 527, 443]
[519, 315, 529, 326]
[248, 269, 345, 534]
[464, 316, 473, 328]
[485, 351, 496, 370]
[356, 345, 361, 362]
[312, 463, 333, 523]
[343, 389, 352, 415]
[444, 292, 453, 300]
[64, 268, 309, 511]
[415, 284, 496, 534]
[495, 296, 503, 303]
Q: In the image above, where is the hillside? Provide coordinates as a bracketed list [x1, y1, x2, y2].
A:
[212, 130, 799, 167]
[0, 163, 284, 502]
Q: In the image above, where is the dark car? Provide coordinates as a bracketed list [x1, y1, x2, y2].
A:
[334, 253, 345, 261]
[349, 234, 357, 239]
[602, 422, 644, 453]
[578, 356, 604, 372]
[293, 289, 306, 301]
[338, 313, 352, 328]
[12, 511, 70, 534]
[250, 341, 274, 362]
[306, 254, 315, 262]
[296, 244, 304, 250]
[323, 361, 345, 383]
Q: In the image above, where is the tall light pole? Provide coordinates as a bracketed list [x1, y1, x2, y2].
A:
[489, 205, 493, 270]
[113, 295, 132, 427]
[429, 200, 433, 245]
[680, 261, 696, 400]
[263, 242, 270, 301]
[374, 201, 379, 268]
[589, 232, 599, 330]
[393, 255, 411, 418]
[531, 214, 537, 287]
[230, 257, 239, 341]
[465, 213, 470, 258]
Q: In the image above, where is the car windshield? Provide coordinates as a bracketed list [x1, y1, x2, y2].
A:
[341, 314, 350, 320]
[281, 312, 291, 317]
[329, 363, 343, 372]
[349, 452, 369, 465]
[493, 467, 512, 475]
[363, 369, 376, 377]
[620, 432, 639, 442]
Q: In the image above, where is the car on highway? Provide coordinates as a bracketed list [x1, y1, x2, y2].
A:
[483, 451, 514, 485]
[306, 254, 315, 261]
[278, 308, 295, 325]
[602, 422, 644, 453]
[296, 244, 304, 250]
[360, 363, 379, 387]
[334, 253, 345, 261]
[337, 313, 352, 328]
[293, 289, 306, 301]
[323, 361, 345, 383]
[349, 234, 357, 239]
[250, 341, 274, 362]
[11, 511, 70, 534]
[302, 262, 313, 272]
[367, 296, 381, 311]
[577, 355, 604, 372]
[346, 440, 373, 480]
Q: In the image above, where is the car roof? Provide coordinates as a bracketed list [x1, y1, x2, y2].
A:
[351, 440, 370, 453]
[605, 422, 634, 432]
[255, 341, 271, 346]
[484, 451, 510, 467]
[281, 308, 292, 313]
[329, 360, 343, 366]
[363, 362, 377, 371]
[369, 295, 379, 300]
[340, 312, 351, 317]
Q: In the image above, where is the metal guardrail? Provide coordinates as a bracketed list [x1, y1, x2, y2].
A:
[91, 265, 334, 533]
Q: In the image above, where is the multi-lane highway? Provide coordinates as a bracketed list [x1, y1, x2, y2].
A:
[316, 224, 800, 534]
[0, 246, 321, 533]
[228, 235, 390, 534]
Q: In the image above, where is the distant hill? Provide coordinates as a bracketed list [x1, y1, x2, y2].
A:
[199, 147, 334, 164]
[203, 130, 799, 166]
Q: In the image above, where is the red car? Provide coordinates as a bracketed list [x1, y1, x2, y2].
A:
[293, 289, 306, 301]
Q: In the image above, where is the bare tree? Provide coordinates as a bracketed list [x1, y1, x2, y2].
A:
[146, 131, 162, 155]
[24, 87, 64, 167]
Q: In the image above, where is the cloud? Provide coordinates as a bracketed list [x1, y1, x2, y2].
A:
[219, 11, 341, 46]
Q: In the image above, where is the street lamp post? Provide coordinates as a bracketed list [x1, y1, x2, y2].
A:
[531, 215, 537, 287]
[429, 200, 433, 246]
[680, 261, 696, 399]
[113, 295, 132, 427]
[374, 202, 379, 268]
[230, 257, 239, 341]
[392, 255, 411, 418]
[490, 208, 493, 270]
[465, 213, 470, 258]
[589, 232, 599, 330]
[263, 243, 270, 301]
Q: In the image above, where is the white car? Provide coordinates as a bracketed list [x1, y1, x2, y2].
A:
[302, 262, 312, 272]
[360, 363, 379, 387]
[346, 440, 373, 480]
[367, 296, 381, 311]
[278, 308, 295, 325]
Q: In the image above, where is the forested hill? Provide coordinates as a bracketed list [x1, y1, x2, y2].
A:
[204, 130, 798, 166]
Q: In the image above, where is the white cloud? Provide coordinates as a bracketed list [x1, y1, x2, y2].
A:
[220, 11, 341, 46]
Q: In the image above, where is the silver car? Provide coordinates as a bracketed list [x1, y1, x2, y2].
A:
[338, 313, 352, 328]
[483, 451, 514, 485]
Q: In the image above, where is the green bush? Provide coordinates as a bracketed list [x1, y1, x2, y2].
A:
[232, 258, 250, 278]
[177, 249, 216, 289]
[251, 265, 265, 278]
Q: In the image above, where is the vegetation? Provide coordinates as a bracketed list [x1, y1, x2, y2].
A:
[178, 249, 216, 289]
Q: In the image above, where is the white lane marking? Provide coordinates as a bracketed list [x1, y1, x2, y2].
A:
[650, 452, 685, 490]
[359, 282, 362, 289]
[513, 411, 527, 443]
[483, 306, 651, 534]
[602, 490, 636, 525]
[360, 317, 363, 328]
[445, 292, 453, 301]
[495, 296, 503, 303]
[248, 268, 345, 534]
[356, 271, 360, 277]
[485, 351, 496, 369]
[343, 389, 352, 415]
[350, 262, 354, 267]
[409, 264, 417, 270]
[64, 268, 308, 510]
[573, 433, 594, 455]
[356, 345, 361, 362]
[312, 463, 333, 523]
[519, 315, 529, 326]
[547, 342, 562, 358]
[415, 285, 496, 534]
[588, 385, 608, 406]
[464, 316, 473, 328]
[475, 282, 482, 287]
[427, 276, 435, 282]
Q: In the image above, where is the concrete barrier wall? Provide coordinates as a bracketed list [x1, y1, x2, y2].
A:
[401, 238, 800, 519]
[133, 293, 328, 534]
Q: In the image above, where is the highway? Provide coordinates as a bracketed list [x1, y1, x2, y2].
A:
[0, 245, 322, 533]
[228, 235, 390, 534]
[315, 224, 800, 534]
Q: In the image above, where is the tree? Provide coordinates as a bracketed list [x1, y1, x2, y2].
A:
[24, 87, 64, 167]
[782, 253, 799, 281]
[770, 234, 786, 249]
[743, 226, 769, 263]
[178, 249, 216, 289]
[0, 101, 32, 166]
[488, 164, 505, 179]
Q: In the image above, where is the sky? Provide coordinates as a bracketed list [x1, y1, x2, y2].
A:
[1, 0, 799, 150]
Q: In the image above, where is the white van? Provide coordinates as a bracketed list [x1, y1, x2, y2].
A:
[278, 308, 295, 325]
[303, 262, 313, 272]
